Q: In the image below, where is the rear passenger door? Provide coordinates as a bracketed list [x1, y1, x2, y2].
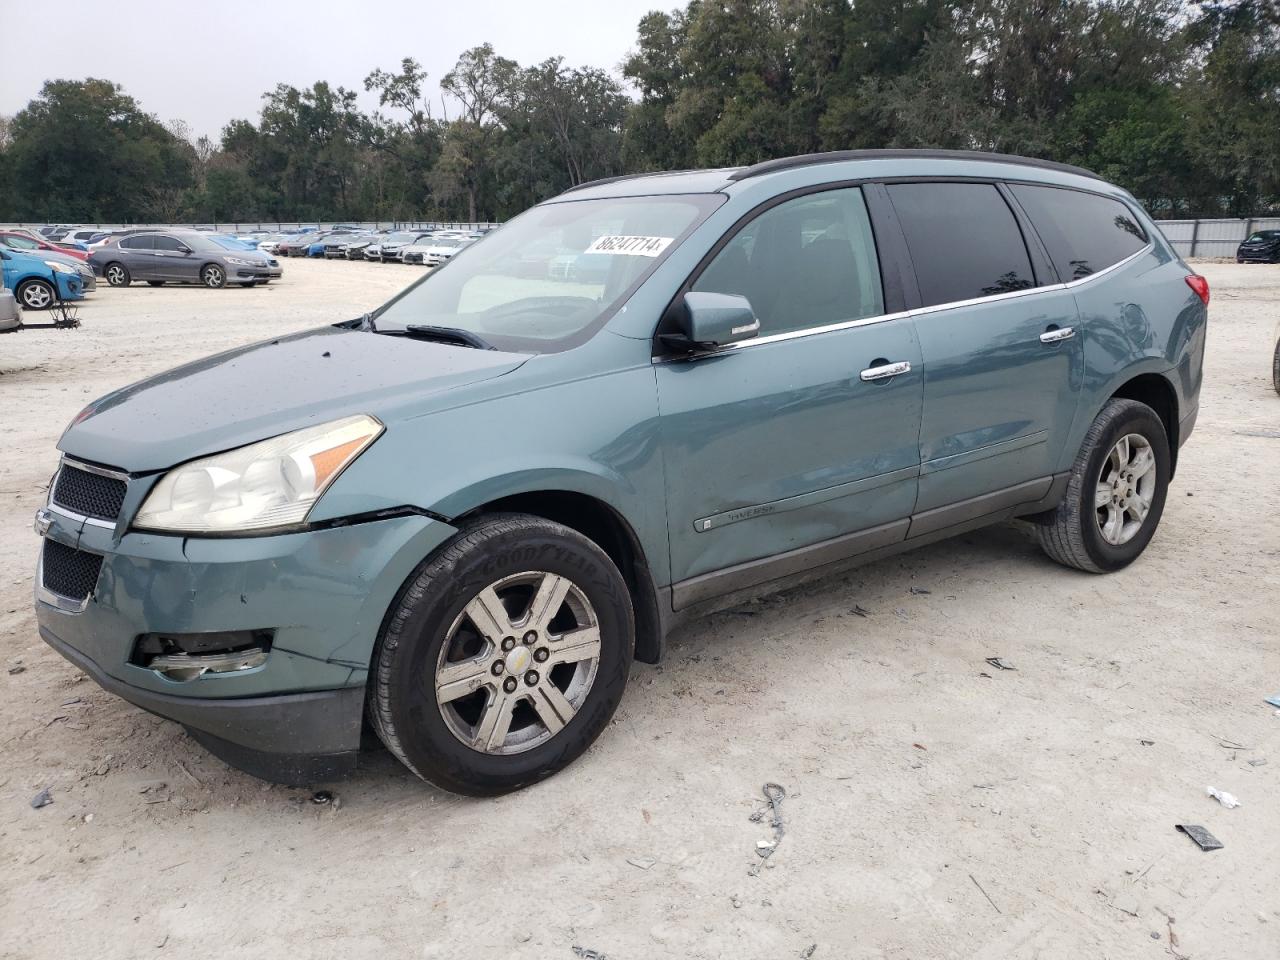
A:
[887, 181, 1083, 516]
[118, 235, 156, 276]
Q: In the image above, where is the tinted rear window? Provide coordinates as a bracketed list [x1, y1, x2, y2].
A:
[1009, 184, 1147, 281]
[120, 235, 155, 250]
[888, 183, 1035, 308]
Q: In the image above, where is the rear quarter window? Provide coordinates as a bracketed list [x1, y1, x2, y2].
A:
[887, 182, 1036, 308]
[1008, 184, 1148, 281]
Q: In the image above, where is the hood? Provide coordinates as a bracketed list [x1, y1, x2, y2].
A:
[59, 326, 529, 471]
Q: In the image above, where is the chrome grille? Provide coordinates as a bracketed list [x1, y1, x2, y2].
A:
[52, 464, 127, 521]
[41, 539, 103, 602]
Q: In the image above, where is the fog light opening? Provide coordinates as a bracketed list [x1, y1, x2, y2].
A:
[131, 630, 273, 681]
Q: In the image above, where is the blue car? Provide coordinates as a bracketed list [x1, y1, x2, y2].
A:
[0, 246, 85, 310]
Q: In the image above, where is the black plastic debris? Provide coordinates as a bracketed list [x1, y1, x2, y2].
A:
[30, 787, 52, 809]
[1176, 824, 1223, 851]
[311, 790, 333, 805]
[985, 657, 1016, 671]
[909, 586, 931, 595]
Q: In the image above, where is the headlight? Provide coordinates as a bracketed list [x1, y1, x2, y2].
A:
[224, 256, 257, 266]
[44, 260, 75, 274]
[134, 415, 383, 533]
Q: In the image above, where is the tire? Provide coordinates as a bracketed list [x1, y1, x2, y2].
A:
[104, 262, 130, 287]
[17, 279, 56, 310]
[369, 514, 634, 796]
[1037, 398, 1170, 573]
[201, 263, 226, 289]
[147, 280, 164, 287]
[1272, 337, 1280, 396]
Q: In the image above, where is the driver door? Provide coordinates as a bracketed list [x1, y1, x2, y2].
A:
[656, 186, 924, 608]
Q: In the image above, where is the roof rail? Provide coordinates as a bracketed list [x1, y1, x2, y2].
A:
[727, 149, 1102, 182]
[559, 167, 733, 195]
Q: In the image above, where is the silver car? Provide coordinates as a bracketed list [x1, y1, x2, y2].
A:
[89, 230, 282, 288]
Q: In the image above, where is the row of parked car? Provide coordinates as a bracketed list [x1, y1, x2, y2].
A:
[257, 226, 488, 265]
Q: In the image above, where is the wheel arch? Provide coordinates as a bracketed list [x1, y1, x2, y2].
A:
[454, 490, 666, 665]
[1107, 371, 1180, 476]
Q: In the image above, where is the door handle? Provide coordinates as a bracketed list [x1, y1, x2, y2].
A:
[859, 360, 911, 382]
[1039, 326, 1075, 344]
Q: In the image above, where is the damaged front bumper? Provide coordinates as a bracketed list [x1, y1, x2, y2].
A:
[35, 506, 457, 783]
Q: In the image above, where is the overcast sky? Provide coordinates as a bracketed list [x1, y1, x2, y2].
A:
[2, 0, 667, 139]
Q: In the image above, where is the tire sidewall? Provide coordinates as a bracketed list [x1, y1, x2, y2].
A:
[105, 263, 130, 287]
[379, 521, 633, 795]
[1077, 404, 1171, 571]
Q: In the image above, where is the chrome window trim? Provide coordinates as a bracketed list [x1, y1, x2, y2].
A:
[655, 240, 1152, 360]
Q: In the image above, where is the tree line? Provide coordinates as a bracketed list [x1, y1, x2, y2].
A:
[0, 0, 1276, 224]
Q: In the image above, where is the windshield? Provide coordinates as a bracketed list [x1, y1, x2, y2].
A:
[1247, 231, 1278, 241]
[374, 194, 721, 352]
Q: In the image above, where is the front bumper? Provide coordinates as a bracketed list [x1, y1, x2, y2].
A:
[35, 508, 458, 782]
[56, 273, 84, 301]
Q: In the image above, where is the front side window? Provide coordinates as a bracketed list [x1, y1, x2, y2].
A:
[153, 236, 186, 252]
[1009, 184, 1148, 281]
[375, 194, 721, 352]
[888, 182, 1036, 307]
[692, 187, 884, 335]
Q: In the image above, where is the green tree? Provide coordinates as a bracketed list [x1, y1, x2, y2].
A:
[2, 79, 192, 222]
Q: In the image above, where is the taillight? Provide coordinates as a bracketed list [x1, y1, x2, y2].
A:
[1185, 274, 1209, 305]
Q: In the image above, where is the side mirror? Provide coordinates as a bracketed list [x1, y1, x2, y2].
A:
[674, 291, 760, 350]
[177, 245, 192, 255]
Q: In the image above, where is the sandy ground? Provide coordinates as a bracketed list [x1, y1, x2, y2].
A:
[1, 258, 1278, 960]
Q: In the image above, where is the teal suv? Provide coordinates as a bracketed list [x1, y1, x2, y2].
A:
[35, 151, 1207, 794]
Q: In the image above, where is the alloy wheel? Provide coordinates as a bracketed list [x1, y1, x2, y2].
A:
[21, 282, 52, 309]
[1095, 433, 1157, 545]
[202, 265, 224, 288]
[434, 570, 601, 755]
[105, 265, 126, 286]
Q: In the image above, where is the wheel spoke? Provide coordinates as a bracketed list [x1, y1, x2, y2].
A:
[526, 573, 571, 631]
[1112, 435, 1130, 470]
[543, 626, 601, 668]
[473, 691, 517, 751]
[436, 656, 492, 704]
[465, 586, 511, 642]
[1129, 492, 1151, 522]
[531, 682, 576, 735]
[1102, 504, 1124, 544]
[1129, 448, 1155, 480]
[1094, 482, 1112, 511]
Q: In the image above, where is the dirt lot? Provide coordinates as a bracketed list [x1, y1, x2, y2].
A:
[1, 259, 1277, 959]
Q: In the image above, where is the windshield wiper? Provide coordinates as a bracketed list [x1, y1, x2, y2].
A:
[403, 324, 494, 350]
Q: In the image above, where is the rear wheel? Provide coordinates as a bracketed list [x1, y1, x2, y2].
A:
[17, 279, 55, 310]
[201, 264, 226, 288]
[104, 263, 130, 287]
[1037, 398, 1170, 573]
[369, 514, 634, 796]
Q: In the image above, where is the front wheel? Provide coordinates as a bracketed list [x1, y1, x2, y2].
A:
[1272, 337, 1280, 395]
[1037, 398, 1170, 572]
[369, 514, 634, 796]
[201, 264, 226, 288]
[17, 279, 55, 310]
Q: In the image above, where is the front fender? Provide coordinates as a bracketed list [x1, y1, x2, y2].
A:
[310, 357, 671, 585]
